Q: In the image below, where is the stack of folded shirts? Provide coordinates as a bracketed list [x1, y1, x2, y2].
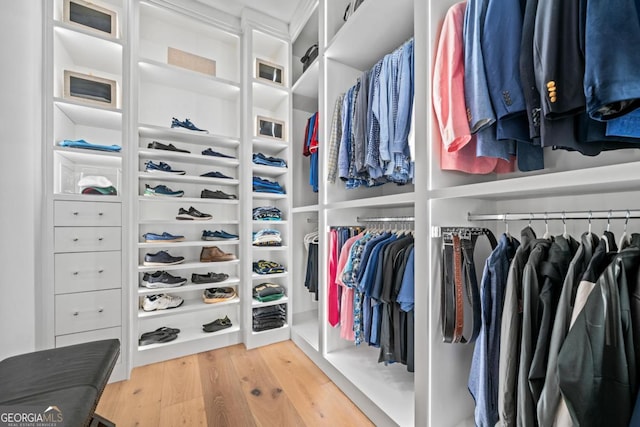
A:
[78, 175, 117, 195]
[253, 176, 285, 194]
[253, 282, 286, 302]
[252, 229, 282, 246]
[252, 152, 287, 168]
[252, 304, 286, 332]
[253, 260, 286, 275]
[252, 206, 282, 221]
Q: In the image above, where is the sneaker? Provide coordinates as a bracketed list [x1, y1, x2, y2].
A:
[176, 206, 212, 221]
[200, 246, 237, 262]
[202, 287, 236, 303]
[202, 315, 232, 333]
[202, 148, 235, 159]
[201, 189, 237, 199]
[144, 184, 184, 197]
[200, 171, 232, 179]
[171, 117, 208, 133]
[142, 294, 184, 311]
[191, 272, 229, 284]
[147, 141, 190, 153]
[202, 230, 239, 241]
[142, 271, 187, 288]
[143, 251, 185, 266]
[142, 232, 185, 243]
[145, 161, 186, 175]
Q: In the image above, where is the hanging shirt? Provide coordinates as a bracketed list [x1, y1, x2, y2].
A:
[327, 94, 344, 184]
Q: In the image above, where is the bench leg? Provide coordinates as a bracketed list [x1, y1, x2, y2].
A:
[89, 413, 116, 427]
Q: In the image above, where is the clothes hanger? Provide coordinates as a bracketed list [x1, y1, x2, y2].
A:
[588, 210, 593, 235]
[602, 210, 616, 252]
[562, 211, 570, 239]
[504, 214, 512, 242]
[543, 212, 552, 239]
[618, 210, 631, 251]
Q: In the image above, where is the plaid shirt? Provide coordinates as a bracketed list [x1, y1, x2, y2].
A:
[327, 94, 345, 184]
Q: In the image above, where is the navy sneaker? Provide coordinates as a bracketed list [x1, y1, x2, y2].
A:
[171, 117, 208, 133]
[142, 232, 185, 243]
[144, 184, 184, 197]
[200, 171, 232, 179]
[142, 271, 187, 288]
[145, 161, 186, 175]
[202, 230, 239, 241]
[143, 251, 185, 266]
[202, 148, 235, 159]
[147, 141, 190, 153]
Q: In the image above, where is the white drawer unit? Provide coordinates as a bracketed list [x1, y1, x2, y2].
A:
[55, 289, 121, 335]
[54, 251, 122, 294]
[55, 327, 123, 365]
[54, 226, 121, 253]
[54, 201, 122, 227]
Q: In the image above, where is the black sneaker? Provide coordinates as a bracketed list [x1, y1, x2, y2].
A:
[143, 251, 185, 266]
[176, 206, 212, 221]
[147, 141, 191, 153]
[142, 271, 187, 288]
[201, 189, 237, 200]
[191, 272, 229, 284]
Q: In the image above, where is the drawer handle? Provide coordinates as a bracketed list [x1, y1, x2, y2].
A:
[73, 238, 79, 242]
[98, 307, 104, 313]
[98, 269, 104, 274]
[98, 212, 104, 216]
[98, 237, 104, 241]
[73, 271, 79, 276]
[73, 211, 79, 216]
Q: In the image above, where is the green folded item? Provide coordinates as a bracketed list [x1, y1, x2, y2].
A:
[253, 282, 285, 302]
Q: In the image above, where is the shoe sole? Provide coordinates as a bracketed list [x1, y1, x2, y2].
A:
[142, 299, 185, 311]
[176, 215, 212, 221]
[202, 236, 238, 241]
[144, 192, 184, 197]
[143, 259, 185, 266]
[145, 237, 186, 242]
[200, 257, 237, 262]
[203, 296, 236, 304]
[171, 126, 209, 133]
[146, 170, 187, 175]
[141, 280, 187, 288]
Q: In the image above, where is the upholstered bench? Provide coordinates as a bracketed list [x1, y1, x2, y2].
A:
[0, 339, 120, 427]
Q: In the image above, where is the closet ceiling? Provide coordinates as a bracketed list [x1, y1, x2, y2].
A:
[197, 0, 303, 22]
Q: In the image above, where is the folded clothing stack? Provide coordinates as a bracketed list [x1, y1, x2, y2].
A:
[253, 176, 285, 194]
[78, 175, 117, 195]
[252, 206, 282, 221]
[252, 304, 287, 332]
[253, 260, 286, 275]
[59, 139, 121, 152]
[252, 152, 287, 168]
[253, 282, 286, 302]
[252, 228, 282, 246]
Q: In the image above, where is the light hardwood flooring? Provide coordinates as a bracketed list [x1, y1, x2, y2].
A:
[96, 340, 374, 426]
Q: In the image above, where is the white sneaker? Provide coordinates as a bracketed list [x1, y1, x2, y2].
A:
[142, 294, 184, 311]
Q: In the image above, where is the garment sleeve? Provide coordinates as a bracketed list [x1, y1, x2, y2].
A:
[327, 95, 344, 183]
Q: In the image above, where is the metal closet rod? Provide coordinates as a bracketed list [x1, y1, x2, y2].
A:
[467, 210, 640, 222]
[356, 216, 415, 223]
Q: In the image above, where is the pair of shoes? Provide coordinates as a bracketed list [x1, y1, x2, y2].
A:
[141, 294, 184, 311]
[138, 327, 180, 346]
[191, 272, 229, 284]
[171, 117, 208, 133]
[145, 161, 186, 175]
[201, 189, 237, 199]
[200, 246, 236, 262]
[142, 271, 187, 288]
[142, 232, 185, 242]
[144, 251, 185, 266]
[202, 315, 232, 333]
[201, 230, 238, 241]
[202, 148, 235, 158]
[144, 184, 184, 197]
[202, 287, 236, 303]
[200, 171, 232, 179]
[176, 206, 212, 221]
[148, 141, 190, 153]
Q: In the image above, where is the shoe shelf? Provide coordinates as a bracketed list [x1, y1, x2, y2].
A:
[138, 59, 240, 100]
[251, 272, 288, 280]
[138, 259, 240, 273]
[252, 164, 289, 177]
[138, 295, 241, 319]
[138, 196, 240, 205]
[138, 172, 240, 186]
[139, 219, 239, 226]
[137, 324, 241, 352]
[252, 220, 288, 225]
[252, 245, 289, 252]
[53, 193, 122, 202]
[54, 98, 122, 130]
[251, 324, 289, 336]
[137, 277, 241, 296]
[252, 192, 288, 200]
[54, 23, 123, 75]
[138, 149, 239, 167]
[251, 295, 289, 308]
[252, 137, 289, 152]
[138, 240, 240, 248]
[138, 124, 240, 149]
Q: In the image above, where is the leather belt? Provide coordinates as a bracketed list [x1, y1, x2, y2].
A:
[452, 234, 464, 342]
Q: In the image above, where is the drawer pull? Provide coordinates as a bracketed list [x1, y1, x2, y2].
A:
[98, 269, 104, 274]
[98, 237, 104, 241]
[73, 212, 79, 216]
[73, 238, 79, 242]
[73, 271, 79, 276]
[98, 212, 104, 216]
[98, 308, 104, 313]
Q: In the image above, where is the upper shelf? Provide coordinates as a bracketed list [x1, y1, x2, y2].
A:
[54, 23, 123, 76]
[138, 59, 240, 99]
[138, 124, 239, 149]
[54, 98, 122, 130]
[292, 60, 319, 99]
[325, 0, 414, 71]
[253, 80, 290, 112]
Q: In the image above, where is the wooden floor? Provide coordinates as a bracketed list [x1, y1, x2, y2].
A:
[96, 340, 374, 426]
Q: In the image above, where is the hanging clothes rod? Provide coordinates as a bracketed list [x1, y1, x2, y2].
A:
[467, 210, 640, 222]
[356, 216, 415, 223]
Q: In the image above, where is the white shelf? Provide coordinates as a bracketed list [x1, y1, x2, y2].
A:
[139, 219, 239, 226]
[54, 98, 122, 130]
[139, 59, 240, 100]
[252, 192, 288, 200]
[325, 0, 414, 71]
[252, 295, 289, 308]
[252, 137, 289, 151]
[54, 23, 123, 75]
[138, 296, 240, 319]
[252, 79, 290, 111]
[292, 204, 319, 213]
[138, 277, 240, 296]
[138, 259, 240, 272]
[325, 192, 415, 210]
[252, 220, 288, 225]
[53, 193, 122, 202]
[138, 196, 239, 205]
[252, 246, 288, 253]
[291, 313, 319, 351]
[137, 324, 241, 352]
[138, 149, 239, 167]
[252, 272, 288, 280]
[138, 172, 239, 186]
[138, 124, 239, 148]
[292, 60, 319, 99]
[53, 146, 122, 166]
[138, 240, 240, 248]
[252, 164, 289, 177]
